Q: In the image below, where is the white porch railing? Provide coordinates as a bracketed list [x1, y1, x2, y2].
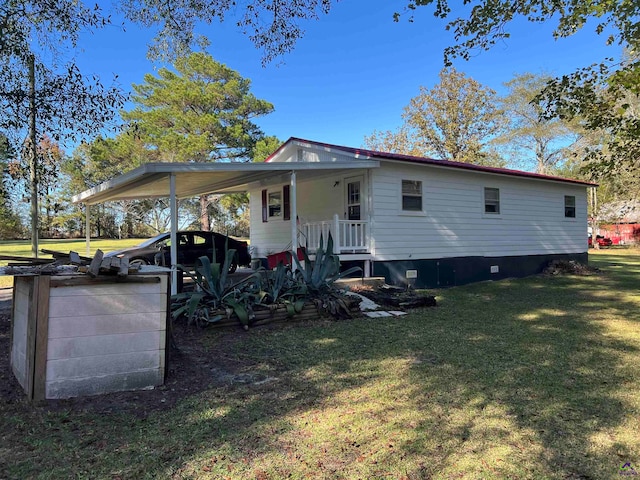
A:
[302, 214, 369, 253]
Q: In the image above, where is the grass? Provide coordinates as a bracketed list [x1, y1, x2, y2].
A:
[0, 238, 144, 287]
[2, 249, 640, 479]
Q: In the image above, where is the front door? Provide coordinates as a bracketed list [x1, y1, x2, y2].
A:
[343, 176, 366, 250]
[345, 176, 363, 220]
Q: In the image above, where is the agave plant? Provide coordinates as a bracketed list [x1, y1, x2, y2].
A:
[291, 232, 361, 293]
[171, 247, 261, 328]
[255, 261, 306, 316]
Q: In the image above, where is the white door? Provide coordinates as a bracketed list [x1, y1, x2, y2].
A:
[343, 176, 365, 250]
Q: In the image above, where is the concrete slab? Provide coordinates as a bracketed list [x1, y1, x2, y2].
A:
[365, 311, 393, 318]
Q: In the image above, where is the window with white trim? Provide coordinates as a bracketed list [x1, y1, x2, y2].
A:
[268, 191, 282, 217]
[402, 180, 423, 211]
[564, 195, 576, 218]
[484, 187, 500, 214]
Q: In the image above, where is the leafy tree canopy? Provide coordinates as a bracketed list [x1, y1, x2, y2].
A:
[252, 136, 283, 162]
[119, 0, 333, 64]
[494, 72, 581, 174]
[0, 1, 124, 147]
[122, 52, 274, 163]
[365, 67, 506, 167]
[399, 0, 637, 65]
[398, 0, 639, 176]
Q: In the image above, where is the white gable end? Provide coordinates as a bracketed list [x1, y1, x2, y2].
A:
[267, 140, 366, 164]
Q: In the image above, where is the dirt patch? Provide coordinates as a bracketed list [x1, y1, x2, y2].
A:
[0, 311, 255, 417]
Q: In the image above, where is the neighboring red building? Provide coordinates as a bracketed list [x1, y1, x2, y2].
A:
[598, 201, 640, 245]
[599, 223, 640, 245]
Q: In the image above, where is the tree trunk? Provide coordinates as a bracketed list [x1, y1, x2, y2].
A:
[200, 195, 210, 231]
[96, 205, 102, 237]
[79, 205, 84, 237]
[28, 54, 38, 257]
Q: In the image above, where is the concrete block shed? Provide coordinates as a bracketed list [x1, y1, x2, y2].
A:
[10, 267, 170, 400]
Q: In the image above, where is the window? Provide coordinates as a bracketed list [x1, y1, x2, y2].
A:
[262, 187, 289, 221]
[192, 233, 210, 246]
[402, 180, 422, 211]
[268, 191, 282, 217]
[178, 234, 189, 247]
[484, 187, 500, 214]
[564, 195, 576, 218]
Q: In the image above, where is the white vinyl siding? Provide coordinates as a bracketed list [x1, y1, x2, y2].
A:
[250, 142, 589, 262]
[269, 145, 356, 163]
[370, 162, 587, 261]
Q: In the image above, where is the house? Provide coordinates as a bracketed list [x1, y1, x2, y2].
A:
[248, 138, 594, 288]
[73, 137, 594, 292]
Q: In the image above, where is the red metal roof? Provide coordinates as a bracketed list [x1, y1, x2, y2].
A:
[266, 137, 597, 187]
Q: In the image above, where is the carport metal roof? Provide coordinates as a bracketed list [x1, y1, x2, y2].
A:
[72, 160, 379, 205]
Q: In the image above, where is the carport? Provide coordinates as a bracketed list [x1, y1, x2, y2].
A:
[72, 159, 379, 294]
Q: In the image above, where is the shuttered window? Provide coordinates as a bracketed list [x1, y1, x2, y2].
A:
[261, 189, 268, 222]
[283, 185, 291, 220]
[262, 187, 288, 221]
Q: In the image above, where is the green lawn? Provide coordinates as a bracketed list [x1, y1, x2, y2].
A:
[0, 238, 144, 287]
[2, 249, 640, 479]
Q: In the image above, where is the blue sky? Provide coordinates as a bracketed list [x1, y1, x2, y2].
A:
[75, 0, 621, 151]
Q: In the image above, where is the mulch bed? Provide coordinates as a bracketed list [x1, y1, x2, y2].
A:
[352, 284, 437, 309]
[543, 260, 600, 276]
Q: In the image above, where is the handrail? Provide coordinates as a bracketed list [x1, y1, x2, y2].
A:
[303, 214, 369, 253]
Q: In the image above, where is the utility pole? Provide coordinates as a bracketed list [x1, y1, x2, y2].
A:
[28, 54, 38, 257]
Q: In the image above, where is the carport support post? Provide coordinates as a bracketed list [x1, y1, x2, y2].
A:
[85, 204, 90, 256]
[169, 174, 178, 295]
[290, 171, 298, 269]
